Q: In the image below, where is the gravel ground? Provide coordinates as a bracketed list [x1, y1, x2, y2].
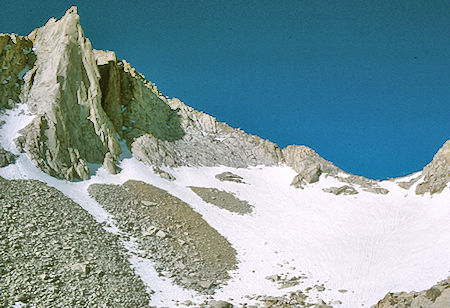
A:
[189, 187, 253, 215]
[88, 180, 238, 294]
[0, 176, 150, 307]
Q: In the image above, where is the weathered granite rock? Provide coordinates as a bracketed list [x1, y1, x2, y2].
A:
[0, 33, 35, 109]
[131, 97, 283, 168]
[415, 140, 450, 195]
[152, 166, 176, 181]
[322, 185, 358, 195]
[208, 300, 234, 308]
[373, 277, 450, 308]
[363, 187, 389, 195]
[397, 176, 421, 190]
[215, 171, 245, 183]
[103, 152, 119, 175]
[16, 7, 121, 180]
[0, 148, 17, 167]
[283, 145, 340, 188]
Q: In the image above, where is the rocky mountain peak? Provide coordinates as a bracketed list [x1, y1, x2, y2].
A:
[14, 6, 121, 180]
[415, 140, 450, 195]
[0, 7, 448, 197]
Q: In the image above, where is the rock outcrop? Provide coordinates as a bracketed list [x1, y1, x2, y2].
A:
[0, 148, 17, 167]
[415, 140, 450, 195]
[15, 7, 121, 180]
[131, 97, 283, 168]
[0, 33, 35, 109]
[322, 185, 358, 195]
[373, 277, 450, 308]
[283, 145, 340, 188]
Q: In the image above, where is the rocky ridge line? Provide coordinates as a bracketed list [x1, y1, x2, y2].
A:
[1, 7, 448, 196]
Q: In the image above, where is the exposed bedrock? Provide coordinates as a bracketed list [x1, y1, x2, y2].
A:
[415, 140, 450, 195]
[0, 33, 35, 109]
[283, 145, 340, 188]
[373, 277, 450, 308]
[15, 7, 121, 180]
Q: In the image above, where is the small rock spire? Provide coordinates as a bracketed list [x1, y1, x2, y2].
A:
[66, 6, 78, 15]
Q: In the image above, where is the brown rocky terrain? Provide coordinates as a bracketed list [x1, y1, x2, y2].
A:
[88, 180, 238, 294]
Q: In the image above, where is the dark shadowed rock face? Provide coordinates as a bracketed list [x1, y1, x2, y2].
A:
[0, 148, 16, 167]
[0, 33, 35, 109]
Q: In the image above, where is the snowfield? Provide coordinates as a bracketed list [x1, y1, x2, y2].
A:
[1, 104, 449, 307]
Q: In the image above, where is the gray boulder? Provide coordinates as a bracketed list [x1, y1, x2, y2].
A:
[208, 300, 234, 308]
[322, 185, 358, 195]
[215, 171, 245, 183]
[0, 148, 17, 167]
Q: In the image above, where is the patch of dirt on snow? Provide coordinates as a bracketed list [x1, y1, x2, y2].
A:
[189, 186, 253, 215]
[0, 177, 150, 307]
[88, 180, 238, 294]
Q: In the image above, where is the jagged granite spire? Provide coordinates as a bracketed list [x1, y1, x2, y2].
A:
[15, 6, 121, 180]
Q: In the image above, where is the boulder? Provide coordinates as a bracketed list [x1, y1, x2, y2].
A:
[322, 185, 358, 195]
[208, 300, 233, 308]
[283, 145, 339, 188]
[215, 171, 245, 183]
[0, 148, 17, 167]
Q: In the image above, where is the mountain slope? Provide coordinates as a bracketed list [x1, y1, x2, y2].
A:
[0, 6, 449, 308]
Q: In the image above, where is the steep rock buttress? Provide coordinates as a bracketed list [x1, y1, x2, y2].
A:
[15, 7, 121, 180]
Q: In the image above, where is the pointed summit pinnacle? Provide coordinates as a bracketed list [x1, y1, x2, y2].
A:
[66, 6, 78, 15]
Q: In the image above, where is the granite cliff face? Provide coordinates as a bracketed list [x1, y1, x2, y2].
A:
[415, 140, 450, 195]
[0, 33, 35, 109]
[0, 7, 448, 196]
[15, 7, 120, 180]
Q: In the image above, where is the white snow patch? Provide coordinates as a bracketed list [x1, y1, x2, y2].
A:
[0, 103, 34, 153]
